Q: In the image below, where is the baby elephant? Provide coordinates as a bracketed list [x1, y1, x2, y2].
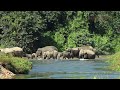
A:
[25, 54, 32, 59]
[62, 51, 71, 59]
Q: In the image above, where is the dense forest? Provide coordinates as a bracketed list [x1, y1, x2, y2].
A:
[0, 11, 120, 54]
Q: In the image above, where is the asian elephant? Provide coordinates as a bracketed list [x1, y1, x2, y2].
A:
[79, 45, 96, 52]
[31, 53, 37, 59]
[62, 51, 72, 59]
[79, 45, 99, 58]
[57, 52, 63, 59]
[25, 54, 33, 59]
[42, 50, 58, 59]
[79, 49, 96, 59]
[36, 46, 58, 58]
[42, 51, 48, 59]
[53, 50, 58, 59]
[66, 47, 80, 58]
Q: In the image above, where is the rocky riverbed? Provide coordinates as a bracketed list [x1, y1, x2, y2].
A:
[0, 63, 15, 79]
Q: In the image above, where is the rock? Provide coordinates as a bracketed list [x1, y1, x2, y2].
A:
[0, 65, 15, 79]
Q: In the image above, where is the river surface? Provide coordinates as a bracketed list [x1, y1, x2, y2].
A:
[14, 58, 120, 79]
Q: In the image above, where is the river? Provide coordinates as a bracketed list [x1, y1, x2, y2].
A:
[14, 56, 120, 79]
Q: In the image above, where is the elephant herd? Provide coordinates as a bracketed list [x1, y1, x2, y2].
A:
[0, 45, 99, 60]
[32, 45, 99, 60]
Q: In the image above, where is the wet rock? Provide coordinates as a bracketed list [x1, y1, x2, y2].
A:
[0, 64, 15, 79]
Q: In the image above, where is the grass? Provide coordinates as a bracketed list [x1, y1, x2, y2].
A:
[0, 53, 32, 74]
[106, 52, 120, 71]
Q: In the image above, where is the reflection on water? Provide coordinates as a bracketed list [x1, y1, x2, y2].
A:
[14, 59, 120, 79]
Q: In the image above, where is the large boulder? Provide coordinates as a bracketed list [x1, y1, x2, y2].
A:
[0, 47, 23, 57]
[0, 63, 15, 79]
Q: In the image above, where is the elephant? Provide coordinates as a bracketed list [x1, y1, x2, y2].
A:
[79, 49, 96, 59]
[36, 48, 42, 58]
[37, 46, 58, 52]
[11, 47, 23, 57]
[57, 52, 63, 59]
[31, 53, 37, 59]
[62, 51, 72, 59]
[25, 54, 33, 59]
[53, 50, 58, 59]
[25, 53, 37, 59]
[42, 50, 58, 59]
[79, 45, 96, 52]
[79, 45, 99, 58]
[42, 51, 48, 59]
[36, 46, 58, 58]
[12, 50, 23, 58]
[66, 47, 80, 58]
[79, 49, 84, 59]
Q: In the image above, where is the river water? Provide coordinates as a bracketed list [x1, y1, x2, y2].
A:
[14, 58, 120, 79]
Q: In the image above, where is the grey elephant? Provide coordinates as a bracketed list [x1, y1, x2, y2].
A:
[62, 51, 72, 59]
[57, 52, 63, 59]
[66, 47, 80, 58]
[25, 54, 32, 59]
[36, 46, 58, 58]
[43, 50, 58, 59]
[79, 45, 99, 58]
[53, 50, 58, 59]
[31, 53, 37, 59]
[79, 45, 96, 52]
[42, 51, 48, 59]
[79, 49, 95, 59]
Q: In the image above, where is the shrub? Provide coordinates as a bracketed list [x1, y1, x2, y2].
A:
[107, 52, 120, 71]
[0, 53, 32, 74]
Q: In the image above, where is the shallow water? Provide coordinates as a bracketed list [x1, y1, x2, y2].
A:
[14, 59, 120, 79]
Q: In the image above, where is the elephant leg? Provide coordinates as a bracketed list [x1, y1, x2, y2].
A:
[57, 55, 59, 59]
[97, 54, 99, 58]
[83, 53, 88, 59]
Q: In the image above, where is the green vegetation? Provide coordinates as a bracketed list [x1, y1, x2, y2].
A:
[1, 11, 120, 72]
[106, 52, 120, 71]
[0, 53, 32, 74]
[0, 11, 120, 54]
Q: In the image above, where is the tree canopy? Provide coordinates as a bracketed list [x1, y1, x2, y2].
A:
[0, 11, 120, 54]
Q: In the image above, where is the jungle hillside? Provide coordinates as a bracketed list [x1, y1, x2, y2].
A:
[0, 11, 120, 55]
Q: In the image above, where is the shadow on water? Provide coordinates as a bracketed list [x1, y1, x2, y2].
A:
[14, 59, 120, 79]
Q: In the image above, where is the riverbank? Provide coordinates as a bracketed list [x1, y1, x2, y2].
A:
[0, 53, 32, 79]
[15, 57, 119, 79]
[106, 52, 120, 71]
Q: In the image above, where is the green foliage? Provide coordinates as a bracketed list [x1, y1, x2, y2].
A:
[54, 31, 65, 51]
[0, 11, 120, 54]
[67, 29, 90, 48]
[92, 35, 111, 54]
[0, 53, 32, 74]
[107, 52, 120, 71]
[0, 11, 45, 53]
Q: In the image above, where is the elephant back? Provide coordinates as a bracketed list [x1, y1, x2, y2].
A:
[79, 45, 95, 51]
[84, 49, 95, 55]
[57, 52, 63, 57]
[42, 46, 58, 52]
